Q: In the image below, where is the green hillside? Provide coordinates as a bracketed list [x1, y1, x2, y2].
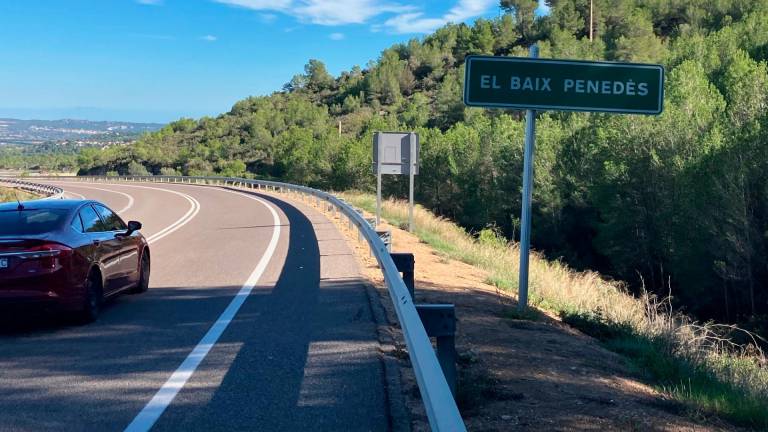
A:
[8, 0, 768, 331]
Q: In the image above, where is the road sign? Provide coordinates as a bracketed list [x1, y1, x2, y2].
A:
[464, 55, 664, 114]
[373, 132, 419, 175]
[463, 48, 665, 312]
[373, 132, 419, 231]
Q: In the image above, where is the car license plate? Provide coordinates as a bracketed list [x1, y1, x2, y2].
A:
[0, 258, 7, 269]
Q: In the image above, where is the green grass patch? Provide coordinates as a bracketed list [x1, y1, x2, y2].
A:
[561, 310, 768, 429]
[504, 307, 544, 322]
[485, 274, 516, 291]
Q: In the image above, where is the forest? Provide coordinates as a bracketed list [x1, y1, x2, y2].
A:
[4, 0, 768, 333]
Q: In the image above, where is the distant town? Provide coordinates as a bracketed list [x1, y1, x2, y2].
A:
[0, 118, 164, 147]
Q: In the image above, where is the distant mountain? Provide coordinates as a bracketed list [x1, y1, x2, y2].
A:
[0, 118, 164, 146]
[0, 107, 213, 124]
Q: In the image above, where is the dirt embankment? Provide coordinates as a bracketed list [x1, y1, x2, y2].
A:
[338, 214, 742, 432]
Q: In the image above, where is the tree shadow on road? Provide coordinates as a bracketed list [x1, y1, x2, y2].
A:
[0, 190, 390, 432]
[151, 190, 390, 432]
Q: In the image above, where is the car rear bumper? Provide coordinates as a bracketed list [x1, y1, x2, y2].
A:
[0, 271, 84, 311]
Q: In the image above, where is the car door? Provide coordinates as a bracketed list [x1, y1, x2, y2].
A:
[94, 204, 139, 288]
[78, 204, 122, 294]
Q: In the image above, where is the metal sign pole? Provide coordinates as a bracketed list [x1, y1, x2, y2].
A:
[408, 132, 416, 232]
[376, 162, 382, 227]
[462, 47, 664, 311]
[518, 44, 538, 311]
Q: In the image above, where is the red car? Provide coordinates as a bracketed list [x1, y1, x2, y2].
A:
[0, 199, 150, 322]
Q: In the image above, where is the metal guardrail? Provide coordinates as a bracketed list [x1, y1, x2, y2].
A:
[0, 178, 64, 200]
[33, 175, 467, 432]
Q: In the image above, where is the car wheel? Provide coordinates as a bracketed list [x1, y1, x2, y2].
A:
[76, 272, 102, 323]
[132, 253, 150, 294]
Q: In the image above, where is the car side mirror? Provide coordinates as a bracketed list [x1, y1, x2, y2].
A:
[117, 221, 143, 238]
[127, 221, 142, 233]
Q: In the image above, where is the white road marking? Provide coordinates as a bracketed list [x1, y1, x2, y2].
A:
[124, 189, 282, 432]
[76, 184, 200, 244]
[60, 184, 135, 214]
[40, 181, 201, 244]
[64, 190, 87, 199]
[143, 191, 200, 245]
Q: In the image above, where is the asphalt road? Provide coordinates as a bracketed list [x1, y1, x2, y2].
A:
[0, 181, 391, 431]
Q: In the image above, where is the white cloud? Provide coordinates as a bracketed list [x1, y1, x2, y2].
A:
[214, 0, 412, 26]
[213, 0, 496, 33]
[384, 0, 496, 34]
[259, 13, 278, 23]
[293, 0, 412, 25]
[382, 13, 445, 34]
[214, 0, 291, 9]
[445, 0, 496, 22]
[201, 35, 218, 41]
[329, 32, 345, 40]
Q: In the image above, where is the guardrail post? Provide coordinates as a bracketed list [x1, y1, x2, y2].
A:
[415, 304, 457, 397]
[390, 253, 415, 300]
[376, 230, 392, 253]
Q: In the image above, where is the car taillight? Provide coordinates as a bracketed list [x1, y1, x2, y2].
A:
[20, 243, 73, 270]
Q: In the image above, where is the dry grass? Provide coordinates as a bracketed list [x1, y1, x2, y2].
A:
[339, 191, 768, 428]
[340, 191, 645, 323]
[0, 186, 37, 203]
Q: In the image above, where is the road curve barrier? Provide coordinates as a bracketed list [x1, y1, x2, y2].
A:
[30, 174, 467, 432]
[0, 178, 64, 200]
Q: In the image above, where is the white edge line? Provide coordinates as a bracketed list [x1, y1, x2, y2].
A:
[33, 179, 200, 244]
[123, 189, 282, 432]
[145, 191, 200, 244]
[65, 191, 87, 199]
[59, 184, 136, 214]
[81, 185, 135, 214]
[45, 181, 199, 244]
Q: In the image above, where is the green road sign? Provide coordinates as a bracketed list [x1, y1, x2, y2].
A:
[464, 55, 664, 114]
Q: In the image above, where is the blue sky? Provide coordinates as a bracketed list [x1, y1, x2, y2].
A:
[0, 0, 548, 123]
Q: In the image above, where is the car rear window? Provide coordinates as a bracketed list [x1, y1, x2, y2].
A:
[0, 209, 70, 235]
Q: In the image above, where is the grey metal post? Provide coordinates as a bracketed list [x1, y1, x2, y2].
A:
[415, 304, 457, 397]
[518, 44, 539, 312]
[408, 132, 416, 232]
[436, 336, 457, 396]
[391, 252, 415, 300]
[376, 163, 382, 227]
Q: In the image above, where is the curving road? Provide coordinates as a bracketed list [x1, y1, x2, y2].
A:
[0, 181, 392, 431]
